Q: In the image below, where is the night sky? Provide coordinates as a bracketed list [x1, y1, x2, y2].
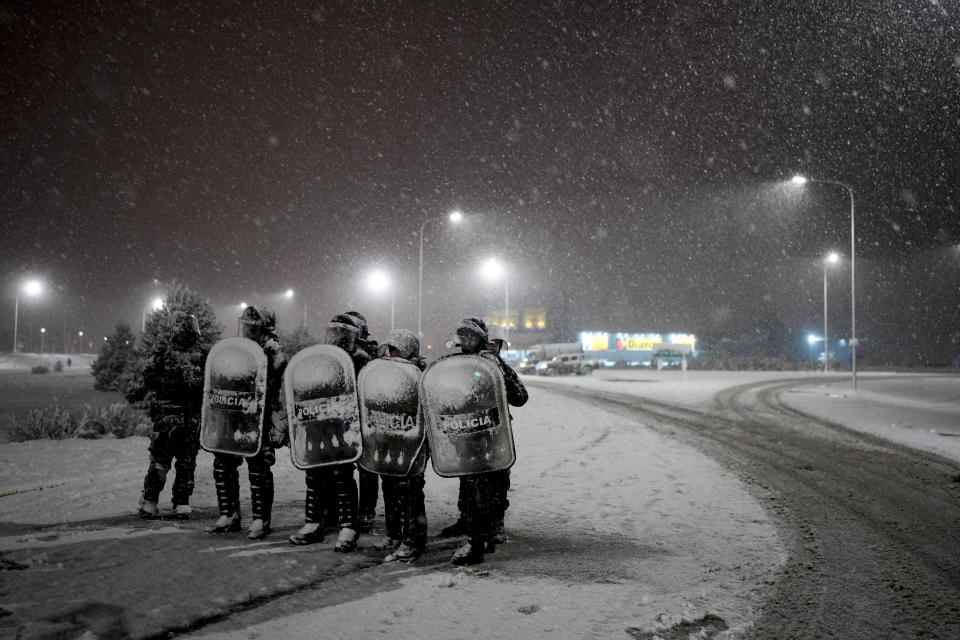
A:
[2, 1, 958, 361]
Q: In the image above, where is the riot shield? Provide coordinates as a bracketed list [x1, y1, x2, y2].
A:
[357, 357, 425, 476]
[420, 354, 515, 477]
[200, 337, 267, 457]
[285, 344, 361, 469]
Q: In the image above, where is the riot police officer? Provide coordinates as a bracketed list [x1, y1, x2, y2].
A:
[289, 313, 371, 550]
[445, 318, 527, 566]
[376, 329, 429, 562]
[138, 312, 207, 520]
[208, 306, 288, 540]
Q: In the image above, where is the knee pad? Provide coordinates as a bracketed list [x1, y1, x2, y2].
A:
[150, 461, 171, 474]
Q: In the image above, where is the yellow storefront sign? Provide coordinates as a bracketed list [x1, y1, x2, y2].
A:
[624, 336, 662, 350]
[581, 333, 609, 351]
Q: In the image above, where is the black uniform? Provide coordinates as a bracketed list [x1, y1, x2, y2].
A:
[486, 351, 528, 538]
[378, 330, 429, 560]
[346, 311, 381, 531]
[139, 313, 206, 516]
[210, 307, 288, 538]
[445, 318, 528, 565]
[291, 314, 370, 549]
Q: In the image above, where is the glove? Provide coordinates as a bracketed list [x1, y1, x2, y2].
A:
[268, 408, 289, 448]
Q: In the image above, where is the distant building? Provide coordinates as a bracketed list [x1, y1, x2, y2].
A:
[579, 331, 697, 365]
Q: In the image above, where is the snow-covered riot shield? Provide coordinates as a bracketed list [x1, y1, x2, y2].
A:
[285, 344, 361, 469]
[357, 358, 426, 476]
[420, 354, 515, 477]
[200, 337, 267, 457]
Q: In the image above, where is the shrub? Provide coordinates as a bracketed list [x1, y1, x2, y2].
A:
[10, 402, 154, 442]
[80, 403, 152, 439]
[30, 365, 50, 375]
[53, 360, 63, 372]
[9, 405, 79, 441]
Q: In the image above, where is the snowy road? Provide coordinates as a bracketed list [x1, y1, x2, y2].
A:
[542, 376, 960, 639]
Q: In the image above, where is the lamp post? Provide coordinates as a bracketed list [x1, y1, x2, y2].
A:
[481, 258, 510, 343]
[822, 252, 840, 373]
[792, 175, 858, 389]
[142, 297, 164, 332]
[418, 210, 464, 338]
[40, 327, 46, 354]
[13, 279, 43, 358]
[366, 269, 395, 332]
[77, 331, 84, 354]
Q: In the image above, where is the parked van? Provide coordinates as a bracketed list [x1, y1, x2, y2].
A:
[536, 353, 594, 376]
[517, 342, 582, 374]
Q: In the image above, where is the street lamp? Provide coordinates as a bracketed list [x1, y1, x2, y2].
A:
[142, 297, 164, 332]
[281, 288, 309, 326]
[480, 257, 510, 344]
[13, 279, 43, 357]
[792, 175, 858, 389]
[366, 269, 395, 332]
[40, 327, 46, 354]
[418, 210, 464, 338]
[822, 251, 840, 373]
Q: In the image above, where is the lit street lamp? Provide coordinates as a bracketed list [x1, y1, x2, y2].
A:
[480, 257, 510, 344]
[78, 331, 84, 354]
[40, 327, 46, 354]
[792, 175, 858, 389]
[142, 297, 164, 332]
[281, 288, 308, 326]
[13, 279, 43, 357]
[418, 210, 464, 338]
[366, 269, 395, 332]
[822, 251, 840, 373]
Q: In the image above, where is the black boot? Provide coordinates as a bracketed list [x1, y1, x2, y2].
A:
[451, 539, 484, 566]
[248, 464, 274, 540]
[291, 469, 326, 545]
[209, 457, 241, 533]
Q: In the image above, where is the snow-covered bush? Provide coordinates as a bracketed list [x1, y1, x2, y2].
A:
[78, 403, 152, 439]
[10, 403, 152, 442]
[9, 405, 78, 441]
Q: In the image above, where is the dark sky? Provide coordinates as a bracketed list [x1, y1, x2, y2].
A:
[2, 1, 958, 360]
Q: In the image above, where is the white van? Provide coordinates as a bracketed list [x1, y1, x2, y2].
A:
[535, 353, 593, 376]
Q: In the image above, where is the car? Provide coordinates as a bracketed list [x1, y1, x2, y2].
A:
[516, 359, 540, 375]
[536, 353, 594, 376]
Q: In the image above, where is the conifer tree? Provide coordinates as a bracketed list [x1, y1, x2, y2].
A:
[123, 284, 223, 402]
[91, 323, 138, 393]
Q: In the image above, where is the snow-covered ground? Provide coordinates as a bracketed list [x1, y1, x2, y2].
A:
[1, 369, 956, 638]
[0, 352, 96, 372]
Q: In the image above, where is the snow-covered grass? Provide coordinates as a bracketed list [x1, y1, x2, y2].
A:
[0, 352, 96, 372]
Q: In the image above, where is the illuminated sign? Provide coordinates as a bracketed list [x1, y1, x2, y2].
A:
[580, 332, 696, 352]
[668, 334, 697, 350]
[580, 332, 609, 351]
[623, 335, 663, 350]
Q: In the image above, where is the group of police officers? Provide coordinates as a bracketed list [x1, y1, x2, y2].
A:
[137, 306, 527, 566]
